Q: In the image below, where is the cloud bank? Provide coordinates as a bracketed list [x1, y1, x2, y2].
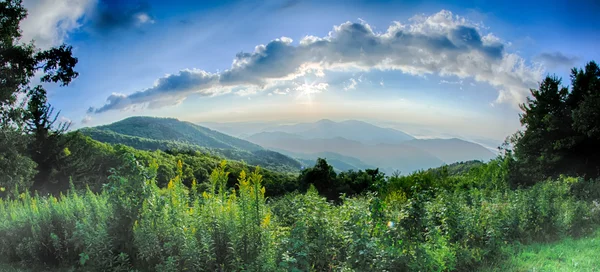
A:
[21, 0, 95, 49]
[89, 10, 544, 114]
[21, 0, 154, 49]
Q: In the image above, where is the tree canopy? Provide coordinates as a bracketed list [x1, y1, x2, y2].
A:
[510, 61, 600, 185]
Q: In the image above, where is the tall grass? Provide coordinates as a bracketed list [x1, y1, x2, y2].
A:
[0, 156, 599, 271]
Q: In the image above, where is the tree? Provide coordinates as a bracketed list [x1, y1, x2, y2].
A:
[298, 158, 338, 200]
[510, 61, 600, 185]
[0, 0, 78, 192]
[25, 87, 73, 191]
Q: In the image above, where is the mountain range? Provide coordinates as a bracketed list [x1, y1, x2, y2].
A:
[240, 119, 496, 173]
[80, 116, 496, 175]
[79, 117, 303, 172]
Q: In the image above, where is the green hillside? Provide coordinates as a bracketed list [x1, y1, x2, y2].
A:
[84, 116, 263, 151]
[80, 117, 302, 173]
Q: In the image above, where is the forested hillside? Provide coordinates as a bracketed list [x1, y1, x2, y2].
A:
[80, 116, 303, 173]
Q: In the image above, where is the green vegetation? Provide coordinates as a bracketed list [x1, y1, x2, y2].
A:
[80, 116, 303, 173]
[1, 1, 600, 271]
[1, 157, 599, 271]
[482, 229, 600, 272]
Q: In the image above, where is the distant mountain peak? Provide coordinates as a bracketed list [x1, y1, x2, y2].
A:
[315, 119, 335, 124]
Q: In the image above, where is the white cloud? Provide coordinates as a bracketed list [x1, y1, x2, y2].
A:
[89, 10, 543, 113]
[273, 88, 290, 95]
[21, 0, 95, 49]
[237, 88, 259, 96]
[295, 82, 328, 96]
[136, 12, 154, 25]
[439, 80, 463, 85]
[59, 116, 72, 124]
[344, 78, 358, 91]
[81, 115, 92, 124]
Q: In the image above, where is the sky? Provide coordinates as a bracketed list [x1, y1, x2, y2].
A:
[20, 0, 600, 143]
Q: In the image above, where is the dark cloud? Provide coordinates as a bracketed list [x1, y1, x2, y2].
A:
[89, 10, 543, 113]
[90, 0, 154, 33]
[535, 52, 579, 69]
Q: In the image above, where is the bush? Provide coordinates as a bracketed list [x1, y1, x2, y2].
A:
[1, 157, 599, 271]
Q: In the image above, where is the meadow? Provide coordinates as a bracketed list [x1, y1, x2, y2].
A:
[1, 155, 599, 271]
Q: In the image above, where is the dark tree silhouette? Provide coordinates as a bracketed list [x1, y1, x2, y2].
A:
[510, 61, 600, 185]
[0, 0, 78, 192]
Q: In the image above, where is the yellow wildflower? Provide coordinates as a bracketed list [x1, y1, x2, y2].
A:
[261, 212, 271, 228]
[167, 179, 175, 190]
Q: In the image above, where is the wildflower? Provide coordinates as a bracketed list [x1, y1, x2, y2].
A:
[167, 180, 175, 190]
[262, 213, 272, 228]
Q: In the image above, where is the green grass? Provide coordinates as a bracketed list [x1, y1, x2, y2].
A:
[483, 230, 600, 272]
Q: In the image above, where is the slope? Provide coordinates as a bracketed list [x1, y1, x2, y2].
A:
[80, 116, 302, 172]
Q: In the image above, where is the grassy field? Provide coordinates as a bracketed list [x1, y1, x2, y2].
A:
[483, 230, 600, 272]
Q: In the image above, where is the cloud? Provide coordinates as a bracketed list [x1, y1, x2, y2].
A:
[344, 78, 358, 91]
[272, 88, 290, 95]
[89, 69, 220, 113]
[535, 52, 579, 69]
[90, 10, 543, 113]
[439, 80, 463, 85]
[21, 0, 95, 49]
[81, 115, 92, 124]
[59, 116, 72, 124]
[295, 82, 328, 96]
[90, 0, 154, 33]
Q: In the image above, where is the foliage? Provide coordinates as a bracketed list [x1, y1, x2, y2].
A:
[0, 0, 78, 192]
[79, 116, 304, 173]
[510, 61, 600, 185]
[297, 158, 384, 201]
[1, 155, 599, 271]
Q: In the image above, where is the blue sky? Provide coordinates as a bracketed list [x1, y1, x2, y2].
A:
[21, 0, 600, 143]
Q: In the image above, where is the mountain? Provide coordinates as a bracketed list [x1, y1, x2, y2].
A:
[262, 119, 415, 144]
[246, 132, 444, 174]
[88, 116, 263, 151]
[79, 116, 302, 172]
[199, 121, 280, 138]
[404, 138, 496, 163]
[246, 129, 496, 174]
